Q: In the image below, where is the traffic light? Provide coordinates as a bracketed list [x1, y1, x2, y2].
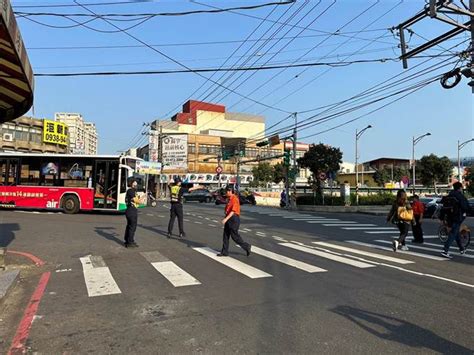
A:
[283, 149, 291, 166]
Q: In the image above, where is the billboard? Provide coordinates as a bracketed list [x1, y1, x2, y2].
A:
[148, 130, 159, 162]
[136, 161, 162, 175]
[162, 134, 188, 170]
[43, 119, 68, 146]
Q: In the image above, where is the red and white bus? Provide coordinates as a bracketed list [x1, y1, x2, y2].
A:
[0, 153, 146, 213]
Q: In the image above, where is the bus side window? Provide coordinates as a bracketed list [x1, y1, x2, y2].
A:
[120, 168, 128, 193]
[0, 159, 5, 185]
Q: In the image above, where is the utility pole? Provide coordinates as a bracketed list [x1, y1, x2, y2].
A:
[235, 143, 241, 192]
[458, 138, 474, 182]
[217, 154, 222, 189]
[291, 112, 297, 209]
[471, 0, 474, 93]
[412, 132, 431, 194]
[355, 125, 372, 205]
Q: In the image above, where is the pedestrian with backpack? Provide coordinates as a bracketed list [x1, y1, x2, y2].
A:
[440, 182, 469, 258]
[411, 194, 425, 243]
[387, 190, 413, 252]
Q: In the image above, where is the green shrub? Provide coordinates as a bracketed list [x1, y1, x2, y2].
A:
[296, 193, 395, 206]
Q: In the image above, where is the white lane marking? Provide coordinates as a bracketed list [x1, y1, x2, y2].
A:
[150, 261, 201, 287]
[312, 242, 414, 265]
[243, 228, 252, 231]
[343, 227, 397, 230]
[305, 220, 343, 223]
[256, 232, 266, 236]
[292, 217, 326, 220]
[208, 224, 217, 227]
[157, 215, 165, 218]
[272, 236, 287, 242]
[205, 217, 210, 221]
[240, 230, 249, 233]
[279, 243, 375, 269]
[184, 219, 190, 222]
[212, 220, 219, 223]
[249, 246, 327, 273]
[194, 221, 203, 224]
[79, 256, 121, 297]
[365, 231, 413, 234]
[193, 247, 272, 279]
[375, 240, 474, 259]
[322, 223, 375, 227]
[347, 241, 447, 261]
[146, 213, 154, 216]
[406, 235, 440, 239]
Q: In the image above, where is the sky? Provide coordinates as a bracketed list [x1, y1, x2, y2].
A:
[12, 0, 474, 163]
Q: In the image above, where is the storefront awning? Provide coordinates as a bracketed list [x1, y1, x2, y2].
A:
[0, 0, 34, 122]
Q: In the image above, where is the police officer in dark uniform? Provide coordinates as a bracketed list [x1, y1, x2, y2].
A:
[167, 177, 202, 239]
[167, 177, 186, 238]
[124, 179, 142, 248]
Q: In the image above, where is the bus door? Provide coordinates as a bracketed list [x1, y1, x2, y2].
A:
[94, 160, 119, 209]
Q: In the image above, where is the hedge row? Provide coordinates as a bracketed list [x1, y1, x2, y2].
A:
[296, 193, 396, 206]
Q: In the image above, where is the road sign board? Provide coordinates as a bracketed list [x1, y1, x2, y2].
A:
[216, 166, 223, 174]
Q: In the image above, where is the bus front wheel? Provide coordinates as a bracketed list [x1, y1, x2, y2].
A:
[62, 195, 80, 214]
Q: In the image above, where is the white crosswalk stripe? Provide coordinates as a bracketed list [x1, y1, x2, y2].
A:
[80, 255, 121, 297]
[312, 242, 414, 264]
[322, 223, 375, 227]
[343, 227, 396, 230]
[150, 261, 201, 287]
[375, 240, 474, 259]
[365, 231, 413, 234]
[305, 219, 341, 223]
[279, 242, 375, 269]
[347, 241, 447, 261]
[246, 246, 327, 273]
[193, 247, 272, 279]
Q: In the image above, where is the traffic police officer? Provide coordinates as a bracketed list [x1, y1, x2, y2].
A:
[167, 177, 186, 238]
[124, 179, 142, 248]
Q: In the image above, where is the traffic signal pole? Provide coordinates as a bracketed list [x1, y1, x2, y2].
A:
[292, 113, 297, 209]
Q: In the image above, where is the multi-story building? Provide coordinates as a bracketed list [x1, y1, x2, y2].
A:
[138, 100, 310, 188]
[55, 113, 98, 155]
[0, 116, 68, 153]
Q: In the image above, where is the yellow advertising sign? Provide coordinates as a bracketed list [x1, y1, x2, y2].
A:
[43, 119, 68, 146]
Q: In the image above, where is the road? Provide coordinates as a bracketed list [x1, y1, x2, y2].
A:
[1, 203, 473, 354]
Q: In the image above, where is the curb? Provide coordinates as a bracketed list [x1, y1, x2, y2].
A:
[0, 269, 20, 307]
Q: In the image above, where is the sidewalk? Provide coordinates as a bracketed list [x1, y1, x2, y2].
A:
[0, 248, 20, 307]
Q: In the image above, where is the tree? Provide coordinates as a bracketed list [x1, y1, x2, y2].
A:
[373, 167, 411, 187]
[373, 168, 391, 186]
[250, 162, 274, 187]
[297, 143, 342, 198]
[417, 154, 453, 191]
[465, 165, 474, 196]
[272, 162, 286, 184]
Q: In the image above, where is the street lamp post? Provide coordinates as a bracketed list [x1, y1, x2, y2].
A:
[412, 132, 431, 194]
[458, 138, 474, 182]
[355, 125, 372, 205]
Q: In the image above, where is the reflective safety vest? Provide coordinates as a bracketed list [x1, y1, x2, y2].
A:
[170, 185, 181, 203]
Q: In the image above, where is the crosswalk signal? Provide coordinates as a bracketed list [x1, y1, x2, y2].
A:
[283, 149, 291, 166]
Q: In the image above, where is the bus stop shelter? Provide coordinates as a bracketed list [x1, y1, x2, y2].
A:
[0, 0, 34, 122]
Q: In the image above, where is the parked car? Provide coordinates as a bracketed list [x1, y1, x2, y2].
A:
[182, 189, 214, 203]
[213, 190, 257, 206]
[419, 196, 443, 218]
[468, 198, 474, 217]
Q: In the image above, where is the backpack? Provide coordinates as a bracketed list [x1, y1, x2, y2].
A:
[441, 196, 460, 224]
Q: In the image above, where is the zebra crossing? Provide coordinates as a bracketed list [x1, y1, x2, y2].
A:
[245, 207, 442, 239]
[77, 236, 473, 298]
